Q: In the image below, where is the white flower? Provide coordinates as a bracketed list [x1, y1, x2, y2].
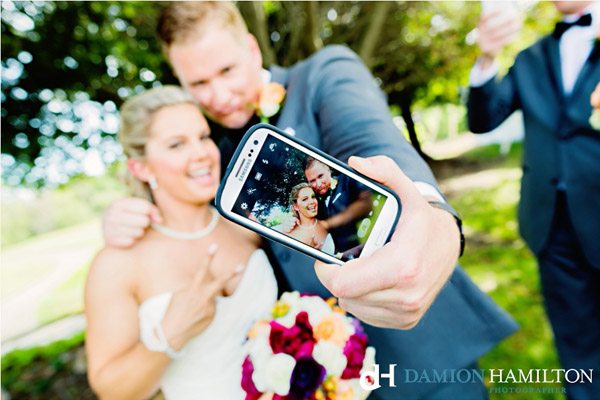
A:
[248, 335, 272, 368]
[253, 353, 296, 395]
[312, 340, 347, 377]
[277, 291, 302, 327]
[258, 102, 280, 119]
[298, 296, 333, 327]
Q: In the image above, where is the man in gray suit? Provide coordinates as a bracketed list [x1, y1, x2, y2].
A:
[468, 2, 600, 398]
[104, 2, 517, 398]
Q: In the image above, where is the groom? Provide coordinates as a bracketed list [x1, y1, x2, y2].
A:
[103, 2, 517, 398]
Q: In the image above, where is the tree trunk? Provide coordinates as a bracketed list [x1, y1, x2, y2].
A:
[303, 1, 323, 54]
[400, 99, 430, 161]
[238, 1, 276, 66]
[358, 1, 392, 69]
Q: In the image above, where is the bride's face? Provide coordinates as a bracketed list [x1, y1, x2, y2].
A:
[142, 103, 220, 205]
[293, 187, 318, 219]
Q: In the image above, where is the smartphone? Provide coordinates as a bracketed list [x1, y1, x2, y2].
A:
[481, 0, 522, 29]
[216, 123, 401, 265]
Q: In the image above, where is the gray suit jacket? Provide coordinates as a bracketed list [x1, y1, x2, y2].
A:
[468, 36, 600, 269]
[266, 45, 517, 399]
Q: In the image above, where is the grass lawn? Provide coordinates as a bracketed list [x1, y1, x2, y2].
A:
[446, 144, 563, 400]
[37, 262, 91, 326]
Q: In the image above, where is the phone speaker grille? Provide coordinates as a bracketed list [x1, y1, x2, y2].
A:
[234, 158, 247, 179]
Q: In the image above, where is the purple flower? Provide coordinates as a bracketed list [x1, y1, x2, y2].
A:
[241, 356, 263, 400]
[350, 317, 365, 335]
[341, 332, 368, 379]
[276, 357, 325, 400]
[270, 312, 316, 359]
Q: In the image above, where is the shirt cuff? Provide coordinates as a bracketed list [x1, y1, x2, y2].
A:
[413, 181, 445, 202]
[469, 59, 499, 87]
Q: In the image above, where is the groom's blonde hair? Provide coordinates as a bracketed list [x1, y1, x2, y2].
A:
[157, 1, 248, 51]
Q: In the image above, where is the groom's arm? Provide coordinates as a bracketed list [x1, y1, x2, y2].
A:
[467, 64, 520, 134]
[309, 46, 462, 329]
[312, 45, 440, 193]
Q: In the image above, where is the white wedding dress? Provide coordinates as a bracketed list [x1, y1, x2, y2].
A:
[138, 250, 277, 399]
[321, 233, 336, 255]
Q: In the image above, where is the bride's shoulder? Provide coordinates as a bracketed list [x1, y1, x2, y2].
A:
[87, 246, 139, 293]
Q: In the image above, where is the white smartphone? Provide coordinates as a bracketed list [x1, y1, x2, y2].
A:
[481, 0, 523, 28]
[216, 124, 401, 265]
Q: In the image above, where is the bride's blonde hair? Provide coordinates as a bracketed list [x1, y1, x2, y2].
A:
[118, 85, 196, 201]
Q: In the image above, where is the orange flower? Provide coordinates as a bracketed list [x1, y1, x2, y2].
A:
[590, 83, 600, 110]
[247, 320, 270, 339]
[314, 313, 351, 347]
[257, 82, 286, 121]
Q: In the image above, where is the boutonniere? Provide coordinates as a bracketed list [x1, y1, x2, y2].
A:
[256, 82, 286, 123]
[590, 83, 600, 130]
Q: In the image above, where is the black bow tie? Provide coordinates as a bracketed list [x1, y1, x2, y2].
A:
[553, 13, 592, 39]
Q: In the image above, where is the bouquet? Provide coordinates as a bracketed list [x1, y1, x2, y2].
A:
[242, 291, 376, 400]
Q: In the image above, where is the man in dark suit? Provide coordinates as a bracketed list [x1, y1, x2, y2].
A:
[467, 2, 600, 398]
[302, 157, 371, 252]
[103, 2, 518, 398]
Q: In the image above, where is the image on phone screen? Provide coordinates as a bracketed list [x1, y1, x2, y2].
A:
[229, 134, 391, 262]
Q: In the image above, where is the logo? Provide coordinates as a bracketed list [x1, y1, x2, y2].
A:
[359, 364, 397, 391]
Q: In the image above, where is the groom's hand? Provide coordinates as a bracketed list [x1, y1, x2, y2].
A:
[314, 156, 460, 330]
[102, 197, 162, 248]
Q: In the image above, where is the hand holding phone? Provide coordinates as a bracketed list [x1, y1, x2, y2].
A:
[478, 0, 523, 62]
[313, 155, 462, 329]
[216, 124, 401, 265]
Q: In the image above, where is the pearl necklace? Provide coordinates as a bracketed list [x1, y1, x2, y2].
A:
[296, 218, 318, 230]
[151, 207, 219, 240]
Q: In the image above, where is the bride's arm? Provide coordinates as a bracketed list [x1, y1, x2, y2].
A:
[85, 248, 169, 400]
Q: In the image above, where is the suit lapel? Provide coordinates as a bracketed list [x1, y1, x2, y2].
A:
[542, 36, 565, 97]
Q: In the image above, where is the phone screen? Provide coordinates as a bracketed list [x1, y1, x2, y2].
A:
[230, 134, 389, 262]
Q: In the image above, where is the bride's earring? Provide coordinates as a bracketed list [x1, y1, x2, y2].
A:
[148, 176, 158, 190]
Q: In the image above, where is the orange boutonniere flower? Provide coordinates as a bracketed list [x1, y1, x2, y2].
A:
[256, 82, 286, 123]
[590, 83, 600, 130]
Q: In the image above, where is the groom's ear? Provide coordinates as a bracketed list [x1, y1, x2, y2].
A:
[246, 33, 263, 68]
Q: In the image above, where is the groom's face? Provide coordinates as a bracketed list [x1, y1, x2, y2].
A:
[168, 27, 263, 129]
[305, 162, 333, 196]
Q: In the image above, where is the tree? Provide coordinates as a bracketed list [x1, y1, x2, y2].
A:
[1, 1, 555, 186]
[1, 1, 174, 186]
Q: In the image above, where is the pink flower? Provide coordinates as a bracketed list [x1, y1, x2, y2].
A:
[341, 333, 368, 379]
[242, 356, 263, 400]
[270, 311, 316, 359]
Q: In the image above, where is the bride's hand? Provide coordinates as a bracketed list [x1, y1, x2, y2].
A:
[160, 244, 240, 350]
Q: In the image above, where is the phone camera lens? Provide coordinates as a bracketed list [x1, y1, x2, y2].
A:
[250, 149, 254, 153]
[253, 140, 259, 145]
[248, 153, 252, 157]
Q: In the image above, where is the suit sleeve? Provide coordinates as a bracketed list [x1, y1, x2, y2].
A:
[467, 66, 521, 134]
[311, 46, 439, 189]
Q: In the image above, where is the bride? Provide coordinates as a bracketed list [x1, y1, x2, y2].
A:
[287, 183, 336, 256]
[84, 86, 277, 399]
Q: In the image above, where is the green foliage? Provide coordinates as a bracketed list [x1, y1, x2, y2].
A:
[1, 332, 85, 395]
[1, 1, 556, 187]
[1, 1, 174, 186]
